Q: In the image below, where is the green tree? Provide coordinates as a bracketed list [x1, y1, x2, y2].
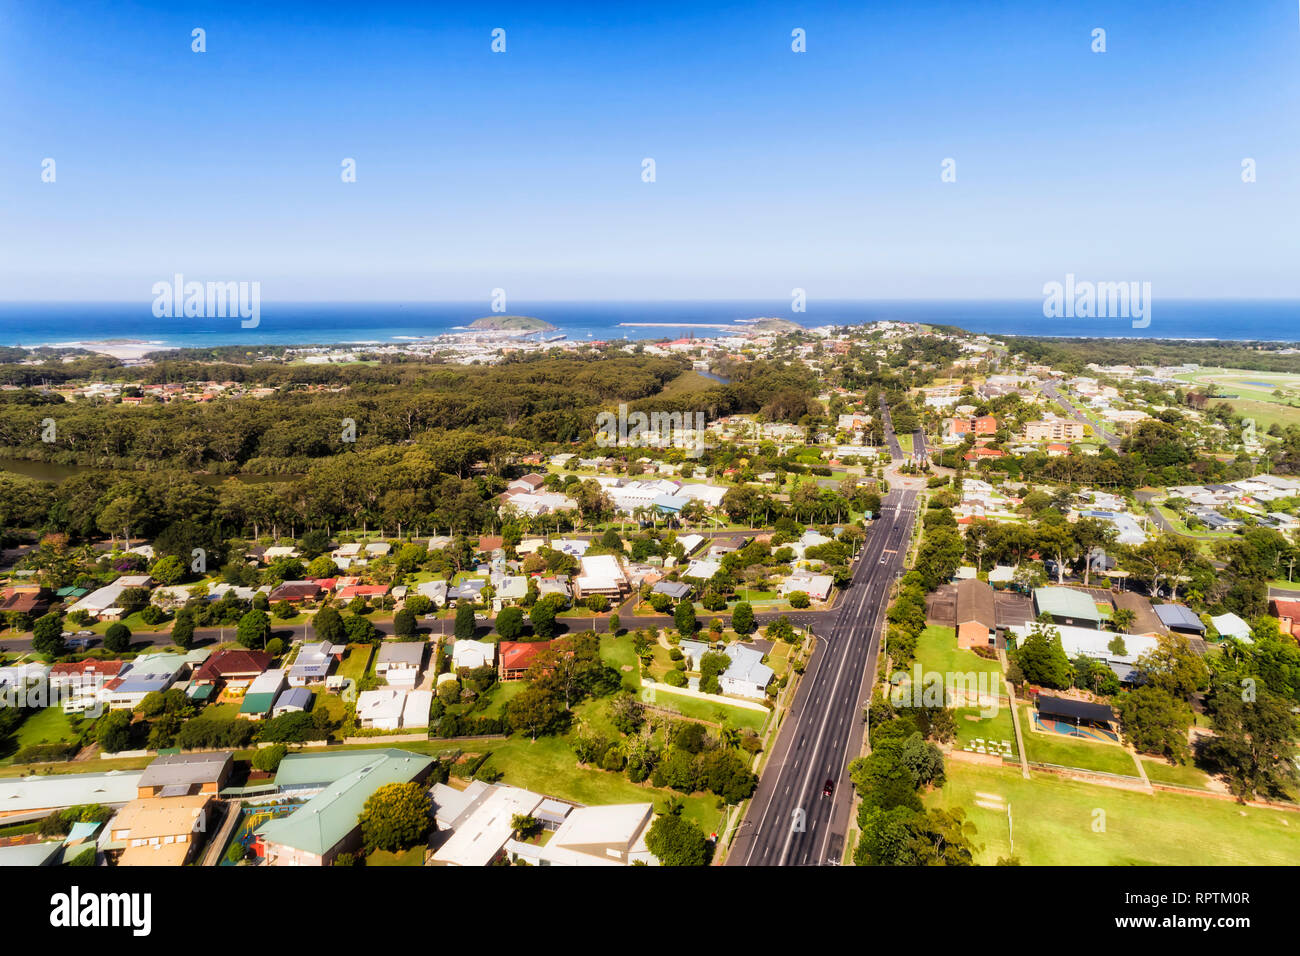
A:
[1117, 685, 1193, 763]
[645, 811, 708, 866]
[150, 554, 186, 586]
[313, 604, 345, 643]
[1013, 622, 1073, 689]
[454, 601, 477, 640]
[95, 710, 132, 753]
[393, 607, 416, 638]
[731, 601, 755, 636]
[31, 612, 65, 658]
[171, 609, 196, 650]
[359, 782, 432, 852]
[237, 609, 271, 649]
[103, 621, 132, 654]
[496, 605, 525, 640]
[674, 600, 697, 636]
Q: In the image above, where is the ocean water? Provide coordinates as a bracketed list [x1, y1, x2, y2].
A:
[0, 299, 1297, 349]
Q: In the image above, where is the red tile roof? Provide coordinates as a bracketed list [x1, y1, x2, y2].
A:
[193, 649, 272, 683]
[498, 641, 552, 673]
[50, 660, 125, 677]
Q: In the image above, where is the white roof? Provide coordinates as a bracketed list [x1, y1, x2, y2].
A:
[356, 688, 405, 722]
[0, 771, 142, 813]
[1210, 612, 1252, 641]
[432, 784, 543, 867]
[683, 559, 722, 580]
[1009, 623, 1158, 665]
[402, 690, 432, 728]
[246, 668, 287, 696]
[452, 639, 496, 670]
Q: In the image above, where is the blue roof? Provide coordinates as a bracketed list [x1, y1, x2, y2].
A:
[274, 686, 314, 711]
[1154, 604, 1205, 632]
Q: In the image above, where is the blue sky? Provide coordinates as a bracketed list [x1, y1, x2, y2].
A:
[2, 0, 1299, 301]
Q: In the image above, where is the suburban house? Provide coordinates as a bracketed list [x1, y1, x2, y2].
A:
[272, 686, 314, 716]
[255, 750, 435, 866]
[108, 795, 212, 867]
[1033, 587, 1103, 630]
[191, 649, 272, 691]
[1153, 604, 1206, 636]
[1270, 598, 1300, 639]
[375, 642, 425, 689]
[506, 802, 656, 867]
[955, 577, 997, 649]
[239, 669, 288, 719]
[100, 653, 191, 710]
[652, 580, 692, 601]
[1210, 612, 1252, 642]
[356, 688, 432, 730]
[288, 641, 344, 687]
[136, 751, 233, 798]
[431, 782, 545, 866]
[268, 580, 323, 604]
[780, 571, 833, 602]
[451, 639, 496, 672]
[719, 644, 774, 700]
[48, 660, 124, 713]
[498, 641, 552, 681]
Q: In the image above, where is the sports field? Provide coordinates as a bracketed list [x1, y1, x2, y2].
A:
[929, 761, 1300, 865]
[1174, 367, 1300, 430]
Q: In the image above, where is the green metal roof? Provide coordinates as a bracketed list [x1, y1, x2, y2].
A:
[273, 748, 428, 789]
[1033, 587, 1102, 623]
[256, 751, 433, 856]
[239, 692, 277, 716]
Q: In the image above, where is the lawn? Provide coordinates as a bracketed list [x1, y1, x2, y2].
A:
[1019, 705, 1139, 776]
[952, 703, 1017, 756]
[928, 761, 1300, 865]
[598, 635, 641, 692]
[1140, 758, 1213, 790]
[478, 680, 526, 719]
[913, 626, 1002, 679]
[646, 685, 770, 732]
[3, 707, 80, 761]
[337, 644, 373, 682]
[366, 846, 425, 866]
[473, 734, 725, 835]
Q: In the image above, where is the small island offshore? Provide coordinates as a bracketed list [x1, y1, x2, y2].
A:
[467, 315, 556, 332]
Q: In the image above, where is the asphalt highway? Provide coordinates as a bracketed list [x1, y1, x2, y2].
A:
[727, 486, 919, 866]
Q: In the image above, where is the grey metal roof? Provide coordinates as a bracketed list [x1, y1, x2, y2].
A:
[1153, 604, 1205, 632]
[138, 751, 233, 789]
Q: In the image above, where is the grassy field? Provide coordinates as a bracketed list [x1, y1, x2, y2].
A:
[1141, 758, 1213, 790]
[2, 707, 80, 762]
[647, 685, 770, 732]
[366, 846, 425, 866]
[953, 703, 1017, 756]
[472, 733, 725, 835]
[1174, 367, 1300, 431]
[913, 626, 1002, 679]
[929, 761, 1300, 865]
[598, 635, 641, 692]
